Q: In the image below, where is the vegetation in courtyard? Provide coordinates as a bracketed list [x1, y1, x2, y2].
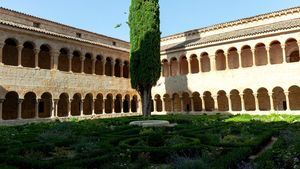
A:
[129, 0, 161, 117]
[0, 114, 300, 168]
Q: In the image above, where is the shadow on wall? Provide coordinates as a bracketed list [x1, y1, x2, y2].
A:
[0, 85, 8, 99]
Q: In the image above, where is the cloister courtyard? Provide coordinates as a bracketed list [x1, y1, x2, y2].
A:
[0, 114, 299, 169]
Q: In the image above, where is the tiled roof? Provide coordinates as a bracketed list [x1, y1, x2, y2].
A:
[162, 6, 300, 42]
[161, 18, 300, 51]
[0, 19, 129, 52]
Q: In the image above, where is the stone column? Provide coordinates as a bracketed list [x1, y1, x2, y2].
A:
[0, 43, 4, 65]
[138, 99, 142, 114]
[92, 59, 96, 75]
[213, 96, 218, 111]
[251, 49, 256, 67]
[171, 98, 175, 112]
[68, 99, 71, 117]
[34, 48, 40, 69]
[121, 99, 124, 113]
[17, 45, 22, 67]
[92, 99, 95, 115]
[17, 99, 24, 119]
[190, 97, 194, 112]
[240, 94, 245, 112]
[81, 57, 85, 74]
[80, 100, 84, 116]
[120, 62, 124, 78]
[69, 54, 73, 73]
[102, 58, 106, 76]
[102, 99, 106, 114]
[210, 55, 216, 71]
[188, 59, 192, 74]
[52, 99, 58, 118]
[281, 45, 287, 63]
[225, 52, 229, 70]
[266, 46, 271, 65]
[169, 63, 172, 76]
[198, 56, 202, 73]
[269, 92, 274, 111]
[238, 50, 242, 68]
[285, 92, 290, 111]
[51, 51, 59, 70]
[180, 97, 184, 112]
[35, 99, 39, 119]
[201, 96, 206, 112]
[153, 99, 157, 113]
[0, 99, 4, 120]
[254, 93, 259, 111]
[111, 60, 115, 77]
[162, 99, 165, 112]
[227, 94, 232, 112]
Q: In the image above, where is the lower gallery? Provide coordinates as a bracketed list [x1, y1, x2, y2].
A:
[1, 7, 300, 124]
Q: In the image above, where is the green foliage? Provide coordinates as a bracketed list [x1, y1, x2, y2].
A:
[0, 114, 300, 168]
[129, 0, 161, 90]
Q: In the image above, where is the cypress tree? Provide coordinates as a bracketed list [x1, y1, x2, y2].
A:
[129, 0, 161, 117]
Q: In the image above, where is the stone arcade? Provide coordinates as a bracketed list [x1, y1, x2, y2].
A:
[1, 7, 300, 125]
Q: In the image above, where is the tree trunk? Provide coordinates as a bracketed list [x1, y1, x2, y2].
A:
[141, 86, 152, 117]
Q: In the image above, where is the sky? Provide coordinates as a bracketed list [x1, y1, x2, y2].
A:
[0, 0, 299, 42]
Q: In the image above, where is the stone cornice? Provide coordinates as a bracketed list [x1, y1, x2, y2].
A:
[161, 6, 300, 42]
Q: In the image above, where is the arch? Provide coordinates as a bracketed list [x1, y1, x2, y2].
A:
[94, 94, 103, 114]
[114, 94, 122, 113]
[180, 56, 188, 75]
[272, 87, 286, 111]
[71, 93, 82, 116]
[192, 92, 202, 111]
[21, 41, 35, 68]
[162, 59, 169, 77]
[114, 59, 121, 77]
[123, 94, 130, 113]
[131, 95, 138, 112]
[255, 43, 267, 66]
[190, 54, 199, 74]
[72, 51, 82, 73]
[269, 41, 283, 64]
[38, 44, 51, 69]
[182, 92, 191, 112]
[215, 50, 226, 71]
[227, 47, 239, 69]
[163, 94, 172, 112]
[200, 52, 210, 72]
[170, 57, 178, 76]
[105, 57, 113, 76]
[2, 91, 18, 120]
[257, 88, 270, 111]
[289, 86, 300, 110]
[241, 45, 253, 68]
[58, 48, 69, 72]
[21, 92, 36, 119]
[3, 38, 18, 66]
[39, 92, 52, 118]
[203, 91, 214, 111]
[230, 90, 241, 111]
[285, 38, 299, 63]
[154, 95, 162, 112]
[57, 93, 69, 117]
[105, 94, 113, 113]
[95, 55, 104, 75]
[123, 61, 130, 78]
[84, 53, 93, 74]
[243, 89, 255, 111]
[217, 90, 229, 111]
[83, 93, 93, 115]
